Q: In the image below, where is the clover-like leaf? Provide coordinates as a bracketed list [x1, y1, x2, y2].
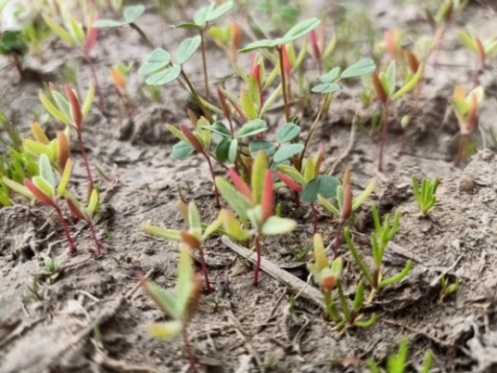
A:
[171, 141, 195, 160]
[235, 119, 267, 138]
[177, 36, 201, 65]
[145, 65, 182, 85]
[123, 5, 145, 23]
[312, 82, 341, 94]
[276, 123, 301, 143]
[273, 143, 304, 163]
[139, 48, 172, 75]
[340, 58, 376, 79]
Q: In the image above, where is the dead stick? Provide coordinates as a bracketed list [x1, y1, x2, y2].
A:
[222, 236, 325, 310]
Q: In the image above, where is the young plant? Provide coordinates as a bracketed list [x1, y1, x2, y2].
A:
[95, 5, 152, 48]
[450, 85, 484, 166]
[240, 18, 320, 121]
[317, 168, 376, 257]
[458, 26, 497, 84]
[367, 337, 434, 373]
[176, 1, 234, 99]
[372, 60, 423, 171]
[40, 256, 66, 283]
[110, 62, 133, 117]
[277, 147, 340, 233]
[344, 206, 413, 300]
[215, 151, 297, 285]
[308, 233, 377, 329]
[411, 176, 440, 217]
[141, 247, 202, 373]
[39, 83, 96, 197]
[0, 30, 28, 78]
[439, 274, 461, 303]
[43, 13, 104, 110]
[166, 118, 220, 208]
[142, 201, 222, 293]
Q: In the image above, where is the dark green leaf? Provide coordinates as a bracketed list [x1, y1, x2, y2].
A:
[317, 175, 340, 198]
[215, 138, 230, 162]
[276, 123, 301, 143]
[176, 23, 201, 30]
[235, 119, 267, 138]
[206, 1, 233, 22]
[301, 177, 320, 203]
[319, 67, 340, 83]
[145, 65, 181, 85]
[249, 140, 276, 157]
[171, 141, 194, 160]
[209, 121, 232, 137]
[311, 82, 341, 94]
[341, 58, 376, 79]
[139, 48, 171, 75]
[228, 139, 238, 163]
[280, 18, 320, 44]
[273, 143, 304, 163]
[0, 31, 27, 55]
[94, 19, 124, 29]
[123, 5, 145, 23]
[177, 36, 201, 65]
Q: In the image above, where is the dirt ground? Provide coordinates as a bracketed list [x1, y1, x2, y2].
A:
[2, 1, 497, 372]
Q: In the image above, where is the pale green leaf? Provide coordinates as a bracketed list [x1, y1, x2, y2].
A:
[262, 216, 296, 235]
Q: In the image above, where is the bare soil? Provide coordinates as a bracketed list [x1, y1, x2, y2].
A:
[2, 1, 497, 372]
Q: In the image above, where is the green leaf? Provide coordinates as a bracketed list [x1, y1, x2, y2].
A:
[94, 19, 124, 29]
[249, 140, 276, 158]
[171, 141, 195, 160]
[2, 177, 34, 200]
[276, 164, 305, 184]
[82, 83, 95, 117]
[68, 16, 85, 44]
[39, 93, 71, 125]
[228, 139, 238, 163]
[123, 5, 145, 23]
[273, 143, 304, 163]
[235, 119, 267, 138]
[38, 154, 55, 188]
[319, 67, 340, 83]
[276, 123, 301, 143]
[188, 202, 202, 230]
[311, 82, 341, 94]
[148, 321, 183, 339]
[33, 176, 55, 199]
[142, 223, 182, 241]
[193, 4, 212, 26]
[386, 61, 396, 97]
[239, 38, 277, 53]
[146, 65, 182, 85]
[143, 281, 180, 318]
[175, 247, 195, 315]
[262, 216, 296, 235]
[215, 177, 252, 220]
[301, 177, 320, 203]
[177, 36, 201, 65]
[206, 1, 233, 22]
[209, 121, 232, 137]
[392, 64, 423, 100]
[57, 158, 72, 196]
[139, 48, 172, 75]
[316, 175, 340, 198]
[281, 18, 320, 44]
[176, 22, 202, 30]
[215, 138, 230, 162]
[340, 58, 376, 78]
[251, 151, 267, 205]
[43, 15, 74, 44]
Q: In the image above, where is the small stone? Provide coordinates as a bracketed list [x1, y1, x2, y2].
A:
[459, 178, 476, 193]
[144, 247, 155, 256]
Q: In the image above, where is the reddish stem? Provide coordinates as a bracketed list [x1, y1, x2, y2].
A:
[86, 219, 102, 256]
[294, 191, 301, 209]
[204, 153, 220, 209]
[311, 203, 318, 234]
[84, 52, 105, 112]
[182, 328, 199, 373]
[278, 46, 291, 122]
[333, 223, 343, 259]
[253, 233, 262, 286]
[378, 103, 389, 172]
[197, 245, 212, 294]
[77, 132, 94, 199]
[455, 133, 467, 167]
[54, 205, 77, 254]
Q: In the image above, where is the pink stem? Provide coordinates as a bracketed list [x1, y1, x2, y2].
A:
[197, 245, 212, 293]
[84, 51, 105, 112]
[77, 132, 94, 199]
[182, 328, 199, 373]
[54, 205, 77, 254]
[86, 219, 102, 256]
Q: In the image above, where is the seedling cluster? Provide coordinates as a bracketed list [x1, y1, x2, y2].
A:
[0, 0, 486, 371]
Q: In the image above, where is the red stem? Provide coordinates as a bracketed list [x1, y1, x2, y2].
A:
[54, 205, 77, 254]
[84, 51, 105, 112]
[77, 132, 94, 199]
[333, 223, 343, 259]
[311, 203, 318, 234]
[278, 46, 291, 122]
[182, 328, 199, 373]
[204, 153, 220, 209]
[253, 233, 261, 286]
[86, 219, 102, 256]
[197, 245, 212, 293]
[294, 191, 301, 208]
[378, 103, 389, 172]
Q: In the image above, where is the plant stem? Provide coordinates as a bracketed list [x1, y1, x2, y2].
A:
[298, 98, 325, 170]
[311, 203, 318, 234]
[278, 46, 291, 122]
[180, 70, 212, 122]
[86, 219, 102, 256]
[294, 191, 301, 208]
[455, 133, 467, 166]
[54, 205, 77, 254]
[199, 29, 210, 100]
[84, 52, 105, 112]
[198, 245, 212, 293]
[253, 233, 262, 286]
[378, 103, 389, 172]
[204, 153, 221, 209]
[77, 132, 95, 199]
[333, 223, 343, 259]
[182, 328, 199, 373]
[129, 23, 155, 49]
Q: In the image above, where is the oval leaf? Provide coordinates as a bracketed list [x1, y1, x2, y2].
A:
[206, 1, 233, 22]
[177, 36, 201, 65]
[281, 18, 320, 44]
[249, 140, 276, 158]
[319, 67, 340, 83]
[146, 65, 182, 85]
[215, 138, 230, 162]
[262, 216, 296, 235]
[235, 119, 267, 138]
[273, 143, 304, 163]
[311, 82, 341, 94]
[139, 48, 172, 75]
[123, 5, 145, 23]
[171, 141, 195, 160]
[276, 123, 301, 143]
[341, 58, 376, 78]
[94, 19, 123, 29]
[38, 154, 56, 188]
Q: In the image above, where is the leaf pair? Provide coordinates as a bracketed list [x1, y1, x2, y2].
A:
[450, 85, 484, 135]
[176, 1, 234, 30]
[95, 5, 145, 29]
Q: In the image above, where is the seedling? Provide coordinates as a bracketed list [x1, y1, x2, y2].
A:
[0, 30, 28, 78]
[142, 201, 222, 293]
[372, 60, 423, 171]
[176, 1, 234, 99]
[277, 147, 340, 233]
[95, 5, 152, 48]
[215, 151, 297, 285]
[308, 233, 377, 329]
[40, 256, 65, 282]
[458, 26, 497, 84]
[344, 206, 413, 300]
[141, 247, 202, 373]
[318, 168, 376, 257]
[39, 83, 96, 198]
[439, 274, 461, 303]
[450, 85, 484, 166]
[367, 337, 434, 373]
[411, 176, 440, 217]
[110, 62, 133, 117]
[43, 13, 104, 110]
[206, 21, 241, 61]
[240, 17, 320, 121]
